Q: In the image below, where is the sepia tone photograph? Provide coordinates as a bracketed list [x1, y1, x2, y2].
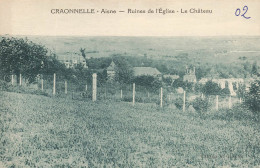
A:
[0, 0, 260, 167]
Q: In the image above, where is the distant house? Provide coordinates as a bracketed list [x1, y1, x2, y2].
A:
[59, 52, 88, 69]
[62, 59, 88, 69]
[133, 67, 162, 80]
[198, 78, 208, 85]
[183, 66, 197, 83]
[106, 61, 116, 80]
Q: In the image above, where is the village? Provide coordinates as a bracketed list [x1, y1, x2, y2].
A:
[1, 36, 260, 168]
[56, 53, 254, 98]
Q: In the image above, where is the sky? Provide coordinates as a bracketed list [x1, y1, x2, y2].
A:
[0, 0, 260, 36]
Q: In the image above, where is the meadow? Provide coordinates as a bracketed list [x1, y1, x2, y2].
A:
[1, 91, 260, 167]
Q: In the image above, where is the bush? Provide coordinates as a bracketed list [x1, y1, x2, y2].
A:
[244, 79, 260, 113]
[81, 91, 92, 99]
[0, 80, 11, 90]
[122, 94, 158, 104]
[192, 97, 211, 112]
[174, 97, 189, 110]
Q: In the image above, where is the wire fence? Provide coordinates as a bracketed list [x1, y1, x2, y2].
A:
[6, 73, 244, 112]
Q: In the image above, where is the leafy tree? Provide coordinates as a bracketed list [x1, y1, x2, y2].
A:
[113, 57, 133, 84]
[41, 55, 66, 76]
[194, 83, 203, 93]
[251, 61, 258, 76]
[237, 83, 246, 99]
[202, 80, 222, 96]
[132, 75, 162, 92]
[172, 78, 193, 92]
[244, 79, 260, 113]
[172, 78, 184, 88]
[87, 57, 111, 69]
[0, 37, 48, 83]
[163, 77, 173, 86]
[195, 67, 208, 81]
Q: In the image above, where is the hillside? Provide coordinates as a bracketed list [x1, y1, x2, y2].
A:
[3, 35, 260, 65]
[1, 91, 260, 167]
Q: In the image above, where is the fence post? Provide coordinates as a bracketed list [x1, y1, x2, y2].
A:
[133, 83, 135, 106]
[228, 96, 232, 109]
[85, 84, 88, 91]
[41, 79, 43, 91]
[216, 95, 219, 111]
[11, 75, 14, 85]
[65, 80, 67, 94]
[183, 91, 186, 112]
[53, 73, 56, 95]
[160, 87, 163, 108]
[120, 89, 123, 99]
[159, 89, 160, 99]
[105, 85, 107, 99]
[19, 74, 22, 86]
[92, 73, 97, 102]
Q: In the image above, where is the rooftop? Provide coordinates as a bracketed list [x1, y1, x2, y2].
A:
[133, 67, 161, 76]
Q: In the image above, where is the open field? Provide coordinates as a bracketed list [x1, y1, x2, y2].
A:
[3, 35, 260, 65]
[0, 91, 260, 167]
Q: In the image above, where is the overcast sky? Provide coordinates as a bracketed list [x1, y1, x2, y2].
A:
[0, 0, 260, 36]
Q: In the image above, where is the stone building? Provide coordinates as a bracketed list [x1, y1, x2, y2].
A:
[106, 61, 116, 81]
[183, 66, 197, 83]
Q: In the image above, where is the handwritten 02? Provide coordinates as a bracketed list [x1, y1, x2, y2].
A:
[235, 6, 251, 19]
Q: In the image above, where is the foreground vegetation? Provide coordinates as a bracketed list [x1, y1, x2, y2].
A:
[0, 91, 260, 167]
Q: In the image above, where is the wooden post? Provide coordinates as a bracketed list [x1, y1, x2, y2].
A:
[41, 79, 43, 91]
[11, 75, 14, 85]
[65, 80, 67, 94]
[216, 95, 219, 111]
[183, 91, 186, 112]
[239, 97, 242, 104]
[120, 89, 123, 99]
[133, 83, 135, 106]
[19, 74, 22, 86]
[228, 96, 232, 109]
[53, 73, 56, 95]
[160, 87, 163, 108]
[92, 73, 97, 102]
[105, 85, 107, 99]
[85, 84, 88, 91]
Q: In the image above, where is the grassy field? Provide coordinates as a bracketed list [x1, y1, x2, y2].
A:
[0, 91, 260, 167]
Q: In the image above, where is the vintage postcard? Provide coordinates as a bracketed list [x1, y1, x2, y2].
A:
[0, 0, 260, 167]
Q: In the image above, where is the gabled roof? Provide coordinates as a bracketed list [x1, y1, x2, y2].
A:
[133, 67, 161, 76]
[164, 74, 179, 80]
[107, 61, 116, 71]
